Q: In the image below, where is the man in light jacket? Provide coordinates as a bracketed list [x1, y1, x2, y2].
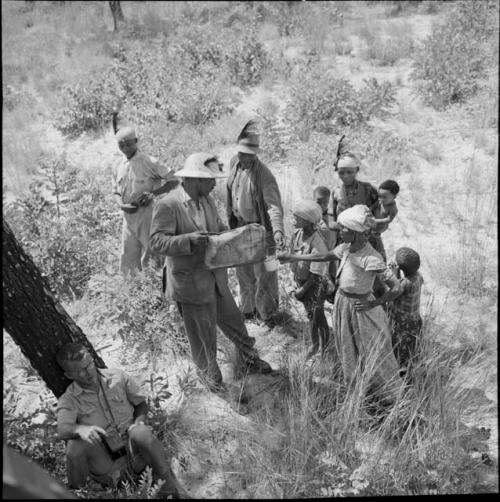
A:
[149, 153, 272, 392]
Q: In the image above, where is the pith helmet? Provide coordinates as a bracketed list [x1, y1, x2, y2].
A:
[175, 153, 226, 178]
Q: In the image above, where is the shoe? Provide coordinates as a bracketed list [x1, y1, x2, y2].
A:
[245, 358, 272, 374]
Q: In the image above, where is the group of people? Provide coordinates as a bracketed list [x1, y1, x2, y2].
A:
[55, 119, 424, 495]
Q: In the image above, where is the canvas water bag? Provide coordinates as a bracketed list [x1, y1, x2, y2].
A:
[204, 223, 267, 269]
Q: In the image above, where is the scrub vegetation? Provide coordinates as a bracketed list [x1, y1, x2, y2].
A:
[3, 0, 498, 498]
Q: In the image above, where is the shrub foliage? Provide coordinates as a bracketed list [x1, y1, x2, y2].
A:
[410, 0, 498, 109]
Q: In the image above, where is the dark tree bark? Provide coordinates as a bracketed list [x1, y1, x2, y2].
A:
[109, 0, 125, 32]
[3, 220, 105, 399]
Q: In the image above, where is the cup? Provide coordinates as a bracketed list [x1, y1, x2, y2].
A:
[264, 255, 279, 272]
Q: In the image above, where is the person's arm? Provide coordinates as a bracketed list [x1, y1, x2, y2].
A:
[328, 193, 342, 231]
[112, 168, 138, 214]
[294, 273, 320, 300]
[278, 250, 337, 263]
[57, 397, 106, 446]
[353, 269, 401, 312]
[149, 203, 207, 256]
[127, 400, 149, 433]
[261, 167, 285, 248]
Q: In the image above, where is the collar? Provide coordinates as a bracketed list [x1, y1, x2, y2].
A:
[71, 369, 112, 396]
[343, 180, 359, 192]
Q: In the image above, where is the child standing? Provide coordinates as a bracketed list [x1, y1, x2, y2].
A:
[369, 180, 400, 262]
[388, 247, 424, 372]
[313, 186, 337, 301]
[327, 153, 379, 235]
[288, 200, 330, 359]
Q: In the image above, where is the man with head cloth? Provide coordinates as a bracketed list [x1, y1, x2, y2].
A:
[226, 120, 285, 328]
[112, 125, 179, 276]
[149, 153, 272, 392]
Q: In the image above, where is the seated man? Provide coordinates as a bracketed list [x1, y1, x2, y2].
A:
[56, 343, 179, 498]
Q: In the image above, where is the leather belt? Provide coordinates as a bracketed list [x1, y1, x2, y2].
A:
[338, 289, 371, 299]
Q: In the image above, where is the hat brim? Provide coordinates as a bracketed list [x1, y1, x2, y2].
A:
[237, 144, 260, 154]
[175, 168, 227, 179]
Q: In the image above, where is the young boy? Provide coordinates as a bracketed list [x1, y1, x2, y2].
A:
[313, 186, 337, 301]
[369, 180, 400, 262]
[288, 200, 330, 359]
[388, 247, 424, 373]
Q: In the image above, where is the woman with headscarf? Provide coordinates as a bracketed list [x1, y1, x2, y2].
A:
[279, 204, 403, 402]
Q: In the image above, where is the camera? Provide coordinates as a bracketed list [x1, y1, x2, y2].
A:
[101, 430, 127, 460]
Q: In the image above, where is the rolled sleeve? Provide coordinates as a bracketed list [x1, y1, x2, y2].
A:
[122, 372, 147, 407]
[57, 394, 78, 431]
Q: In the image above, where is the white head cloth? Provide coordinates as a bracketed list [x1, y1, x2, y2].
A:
[337, 204, 375, 232]
[293, 200, 323, 224]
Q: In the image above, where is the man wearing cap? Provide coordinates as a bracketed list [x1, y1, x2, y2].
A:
[226, 120, 285, 328]
[149, 153, 272, 392]
[112, 125, 179, 276]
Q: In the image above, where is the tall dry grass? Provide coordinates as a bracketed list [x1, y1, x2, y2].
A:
[237, 303, 493, 496]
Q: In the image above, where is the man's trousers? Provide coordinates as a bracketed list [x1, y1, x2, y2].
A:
[178, 289, 260, 387]
[236, 260, 279, 321]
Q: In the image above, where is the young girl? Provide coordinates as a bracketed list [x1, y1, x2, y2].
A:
[288, 200, 330, 359]
[387, 247, 424, 372]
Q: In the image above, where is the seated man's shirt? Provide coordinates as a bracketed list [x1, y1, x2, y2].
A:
[57, 368, 146, 436]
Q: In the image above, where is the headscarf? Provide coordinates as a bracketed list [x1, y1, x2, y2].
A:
[337, 154, 360, 169]
[337, 204, 375, 233]
[293, 200, 323, 224]
[115, 126, 137, 143]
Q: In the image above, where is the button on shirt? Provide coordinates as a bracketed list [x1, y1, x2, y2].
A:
[231, 166, 258, 223]
[113, 150, 176, 205]
[179, 187, 208, 231]
[57, 368, 146, 436]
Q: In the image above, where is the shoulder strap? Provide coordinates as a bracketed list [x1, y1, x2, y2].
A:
[98, 374, 121, 435]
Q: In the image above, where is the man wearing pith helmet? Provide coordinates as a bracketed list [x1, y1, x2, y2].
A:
[226, 120, 285, 329]
[149, 153, 272, 393]
[112, 123, 179, 276]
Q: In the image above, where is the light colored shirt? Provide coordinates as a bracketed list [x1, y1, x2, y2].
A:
[57, 368, 146, 436]
[179, 185, 208, 231]
[112, 149, 175, 204]
[231, 167, 259, 223]
[334, 242, 389, 294]
[290, 228, 329, 281]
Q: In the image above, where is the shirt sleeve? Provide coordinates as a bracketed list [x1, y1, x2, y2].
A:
[57, 393, 78, 429]
[261, 167, 284, 235]
[122, 371, 147, 406]
[333, 243, 346, 260]
[364, 254, 386, 272]
[309, 233, 329, 277]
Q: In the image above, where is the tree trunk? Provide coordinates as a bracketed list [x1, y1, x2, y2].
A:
[109, 0, 125, 32]
[3, 220, 105, 399]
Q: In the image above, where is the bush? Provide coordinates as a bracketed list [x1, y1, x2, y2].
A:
[54, 70, 124, 137]
[285, 60, 396, 138]
[81, 267, 190, 359]
[410, 0, 498, 109]
[4, 154, 120, 300]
